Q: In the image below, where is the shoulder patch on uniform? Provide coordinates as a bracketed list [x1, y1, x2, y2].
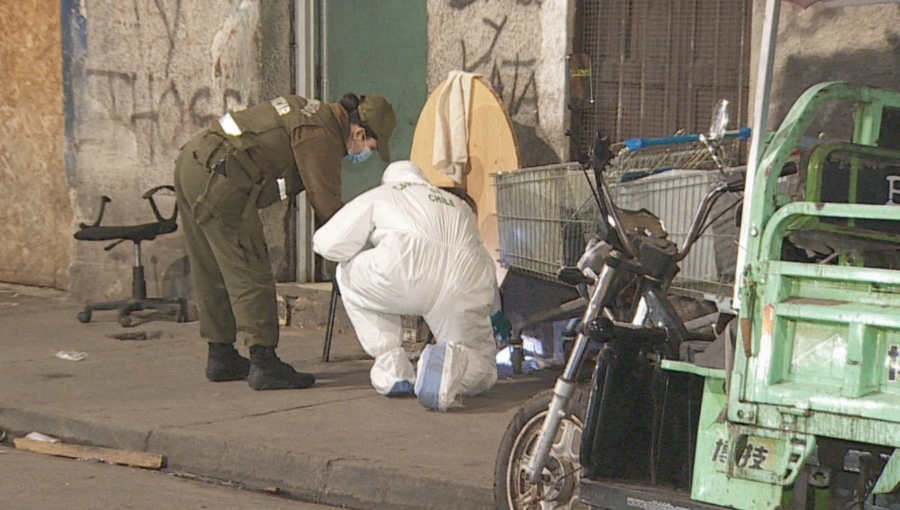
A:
[218, 113, 243, 136]
[270, 97, 292, 116]
[300, 99, 321, 117]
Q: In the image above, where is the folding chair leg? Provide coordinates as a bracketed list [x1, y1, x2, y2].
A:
[322, 284, 339, 362]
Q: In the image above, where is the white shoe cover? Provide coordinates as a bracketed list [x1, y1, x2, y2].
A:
[370, 347, 416, 396]
[415, 342, 467, 412]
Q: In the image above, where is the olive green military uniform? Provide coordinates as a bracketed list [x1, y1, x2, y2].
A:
[175, 96, 349, 348]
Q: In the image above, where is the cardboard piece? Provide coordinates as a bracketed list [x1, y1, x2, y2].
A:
[14, 437, 165, 469]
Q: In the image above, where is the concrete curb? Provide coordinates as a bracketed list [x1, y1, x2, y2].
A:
[0, 407, 493, 510]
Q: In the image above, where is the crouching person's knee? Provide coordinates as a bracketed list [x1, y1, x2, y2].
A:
[458, 346, 497, 397]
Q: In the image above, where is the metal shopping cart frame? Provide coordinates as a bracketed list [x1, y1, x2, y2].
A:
[493, 163, 742, 304]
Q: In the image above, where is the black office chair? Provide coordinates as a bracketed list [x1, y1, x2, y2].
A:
[74, 185, 188, 327]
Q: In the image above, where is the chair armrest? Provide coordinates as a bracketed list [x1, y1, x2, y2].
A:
[142, 185, 177, 223]
[79, 196, 112, 228]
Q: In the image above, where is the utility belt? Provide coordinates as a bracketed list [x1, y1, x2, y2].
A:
[188, 122, 302, 224]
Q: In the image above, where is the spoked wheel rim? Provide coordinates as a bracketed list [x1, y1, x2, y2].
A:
[505, 410, 585, 510]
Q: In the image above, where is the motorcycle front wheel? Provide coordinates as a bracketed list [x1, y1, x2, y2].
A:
[494, 388, 589, 510]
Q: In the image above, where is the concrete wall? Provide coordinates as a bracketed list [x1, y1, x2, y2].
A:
[427, 0, 574, 168]
[0, 1, 72, 289]
[64, 0, 293, 303]
[751, 1, 900, 139]
[258, 1, 297, 282]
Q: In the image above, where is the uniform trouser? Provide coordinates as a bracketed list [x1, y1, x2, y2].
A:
[174, 140, 279, 348]
[338, 265, 498, 397]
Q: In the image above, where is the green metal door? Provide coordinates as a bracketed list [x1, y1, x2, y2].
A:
[324, 0, 427, 201]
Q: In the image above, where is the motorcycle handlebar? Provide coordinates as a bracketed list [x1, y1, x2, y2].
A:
[676, 181, 729, 260]
[593, 164, 745, 262]
[588, 125, 755, 261]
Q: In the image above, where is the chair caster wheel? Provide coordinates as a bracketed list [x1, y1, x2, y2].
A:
[77, 310, 92, 323]
[118, 314, 133, 328]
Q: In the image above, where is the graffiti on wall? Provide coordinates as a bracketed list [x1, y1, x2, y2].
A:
[81, 0, 258, 164]
[439, 0, 558, 165]
[456, 9, 540, 123]
[85, 69, 244, 163]
[449, 0, 543, 10]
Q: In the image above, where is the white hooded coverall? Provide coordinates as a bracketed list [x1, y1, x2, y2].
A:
[313, 161, 498, 409]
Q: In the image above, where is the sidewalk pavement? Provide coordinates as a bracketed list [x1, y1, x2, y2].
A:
[0, 284, 555, 510]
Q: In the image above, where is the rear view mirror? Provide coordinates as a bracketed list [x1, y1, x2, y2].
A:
[566, 54, 594, 111]
[557, 267, 592, 286]
[709, 99, 730, 141]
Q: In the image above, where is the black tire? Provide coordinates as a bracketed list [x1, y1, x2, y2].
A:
[77, 310, 92, 323]
[494, 387, 589, 510]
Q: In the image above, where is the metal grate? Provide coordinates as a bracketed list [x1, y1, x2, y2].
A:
[575, 0, 752, 147]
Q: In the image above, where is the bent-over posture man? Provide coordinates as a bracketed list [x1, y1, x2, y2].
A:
[175, 94, 396, 390]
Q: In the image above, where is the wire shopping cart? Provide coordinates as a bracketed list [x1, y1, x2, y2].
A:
[493, 139, 745, 299]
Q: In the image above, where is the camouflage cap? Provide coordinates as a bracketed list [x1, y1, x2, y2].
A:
[358, 95, 397, 162]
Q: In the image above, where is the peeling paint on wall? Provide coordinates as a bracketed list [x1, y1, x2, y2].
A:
[211, 0, 260, 104]
[0, 0, 72, 289]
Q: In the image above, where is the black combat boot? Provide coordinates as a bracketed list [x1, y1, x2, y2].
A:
[206, 342, 251, 382]
[248, 346, 316, 390]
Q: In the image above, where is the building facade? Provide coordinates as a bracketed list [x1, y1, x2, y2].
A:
[2, 0, 898, 302]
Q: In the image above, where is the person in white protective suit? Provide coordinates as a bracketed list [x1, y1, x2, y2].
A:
[312, 160, 498, 411]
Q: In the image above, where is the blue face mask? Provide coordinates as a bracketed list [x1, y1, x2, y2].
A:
[346, 146, 373, 164]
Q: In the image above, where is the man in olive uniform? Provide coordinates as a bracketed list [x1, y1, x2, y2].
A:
[175, 94, 396, 390]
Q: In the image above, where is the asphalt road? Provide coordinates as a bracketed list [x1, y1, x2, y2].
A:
[0, 444, 345, 510]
